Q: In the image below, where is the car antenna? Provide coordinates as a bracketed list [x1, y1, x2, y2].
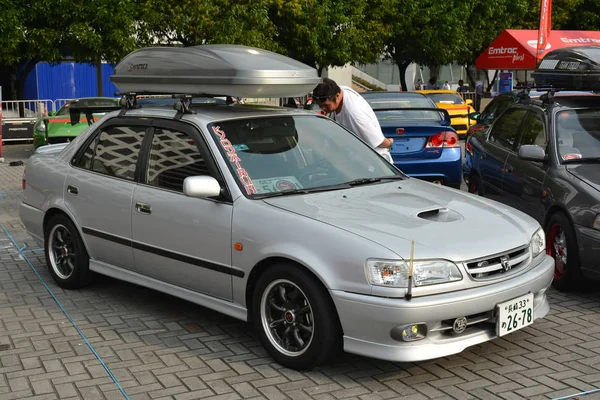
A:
[405, 240, 415, 300]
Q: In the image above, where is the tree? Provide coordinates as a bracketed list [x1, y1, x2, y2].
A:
[515, 0, 583, 30]
[454, 0, 529, 90]
[268, 0, 386, 76]
[564, 0, 600, 30]
[0, 0, 140, 99]
[371, 0, 475, 91]
[63, 0, 140, 95]
[0, 0, 70, 99]
[136, 0, 278, 50]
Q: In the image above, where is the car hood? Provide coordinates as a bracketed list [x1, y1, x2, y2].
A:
[567, 164, 600, 192]
[263, 180, 538, 261]
[46, 115, 102, 137]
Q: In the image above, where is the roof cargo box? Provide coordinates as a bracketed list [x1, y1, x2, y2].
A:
[532, 46, 600, 91]
[110, 45, 322, 97]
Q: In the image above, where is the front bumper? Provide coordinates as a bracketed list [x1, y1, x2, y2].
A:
[331, 254, 554, 363]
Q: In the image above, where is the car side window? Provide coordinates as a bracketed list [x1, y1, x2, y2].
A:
[146, 127, 210, 193]
[75, 125, 146, 181]
[489, 108, 527, 149]
[519, 112, 546, 147]
[481, 97, 513, 122]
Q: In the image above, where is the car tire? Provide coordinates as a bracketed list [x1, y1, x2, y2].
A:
[253, 264, 342, 370]
[546, 212, 581, 292]
[44, 214, 93, 289]
[467, 174, 483, 195]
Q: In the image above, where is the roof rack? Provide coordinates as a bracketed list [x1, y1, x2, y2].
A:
[532, 46, 600, 91]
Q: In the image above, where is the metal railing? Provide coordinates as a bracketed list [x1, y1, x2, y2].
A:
[1, 99, 55, 120]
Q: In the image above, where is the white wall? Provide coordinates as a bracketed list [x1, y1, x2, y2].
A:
[323, 64, 353, 86]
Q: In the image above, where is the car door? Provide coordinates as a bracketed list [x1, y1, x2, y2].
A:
[131, 120, 234, 301]
[502, 108, 549, 224]
[479, 107, 528, 199]
[65, 119, 149, 270]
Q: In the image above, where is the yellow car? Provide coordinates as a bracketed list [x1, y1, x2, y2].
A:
[417, 90, 476, 137]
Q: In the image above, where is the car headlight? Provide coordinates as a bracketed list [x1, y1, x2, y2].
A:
[531, 228, 546, 256]
[36, 121, 46, 132]
[365, 259, 462, 288]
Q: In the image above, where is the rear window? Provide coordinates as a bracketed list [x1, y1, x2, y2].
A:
[426, 93, 465, 105]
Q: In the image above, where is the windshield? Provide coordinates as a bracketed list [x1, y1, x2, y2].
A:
[555, 108, 600, 162]
[426, 93, 465, 105]
[209, 115, 400, 197]
[363, 95, 442, 122]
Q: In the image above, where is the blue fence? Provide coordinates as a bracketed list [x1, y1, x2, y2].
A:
[23, 62, 119, 101]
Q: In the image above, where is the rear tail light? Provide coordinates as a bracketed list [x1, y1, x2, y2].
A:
[426, 131, 460, 148]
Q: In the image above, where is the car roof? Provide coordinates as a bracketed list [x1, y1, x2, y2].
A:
[361, 91, 429, 98]
[120, 103, 316, 124]
[528, 93, 600, 109]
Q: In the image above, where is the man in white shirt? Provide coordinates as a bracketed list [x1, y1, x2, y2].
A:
[313, 78, 393, 163]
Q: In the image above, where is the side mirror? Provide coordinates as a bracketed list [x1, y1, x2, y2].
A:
[469, 112, 480, 121]
[183, 176, 222, 199]
[518, 145, 546, 162]
[465, 99, 473, 106]
[48, 111, 56, 116]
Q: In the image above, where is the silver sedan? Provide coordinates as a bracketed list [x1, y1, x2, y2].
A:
[20, 103, 554, 370]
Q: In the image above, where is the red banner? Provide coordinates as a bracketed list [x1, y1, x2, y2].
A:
[476, 30, 600, 70]
[537, 0, 553, 62]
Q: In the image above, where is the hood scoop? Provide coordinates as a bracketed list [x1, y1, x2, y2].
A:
[417, 207, 462, 222]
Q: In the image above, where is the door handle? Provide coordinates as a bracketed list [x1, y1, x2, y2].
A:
[135, 202, 152, 215]
[67, 185, 79, 195]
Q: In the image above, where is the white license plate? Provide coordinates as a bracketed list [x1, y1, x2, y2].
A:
[496, 293, 534, 337]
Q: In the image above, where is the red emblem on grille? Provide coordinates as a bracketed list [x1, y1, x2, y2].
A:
[396, 128, 405, 135]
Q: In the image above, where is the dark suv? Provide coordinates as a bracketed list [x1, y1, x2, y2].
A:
[463, 90, 600, 291]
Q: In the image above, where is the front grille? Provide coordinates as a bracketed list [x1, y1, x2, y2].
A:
[432, 311, 494, 336]
[465, 245, 530, 280]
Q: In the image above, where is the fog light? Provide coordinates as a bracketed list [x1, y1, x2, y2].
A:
[391, 323, 427, 342]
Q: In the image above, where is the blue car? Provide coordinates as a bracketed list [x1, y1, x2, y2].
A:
[362, 91, 462, 188]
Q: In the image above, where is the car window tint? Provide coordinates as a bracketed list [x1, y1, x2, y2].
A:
[520, 112, 546, 147]
[482, 97, 513, 122]
[76, 125, 145, 181]
[146, 128, 209, 192]
[490, 108, 527, 149]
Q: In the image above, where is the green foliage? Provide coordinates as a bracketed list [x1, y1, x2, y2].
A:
[564, 0, 600, 30]
[268, 0, 386, 74]
[136, 0, 278, 50]
[352, 76, 386, 91]
[516, 0, 583, 30]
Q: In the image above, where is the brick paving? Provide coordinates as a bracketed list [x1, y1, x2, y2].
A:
[1, 143, 600, 399]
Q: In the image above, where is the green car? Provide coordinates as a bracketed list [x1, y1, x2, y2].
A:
[33, 97, 122, 149]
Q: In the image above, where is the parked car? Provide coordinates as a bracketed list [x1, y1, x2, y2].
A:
[20, 45, 554, 370]
[362, 91, 462, 188]
[466, 89, 591, 139]
[464, 91, 600, 291]
[417, 89, 476, 137]
[33, 97, 122, 149]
